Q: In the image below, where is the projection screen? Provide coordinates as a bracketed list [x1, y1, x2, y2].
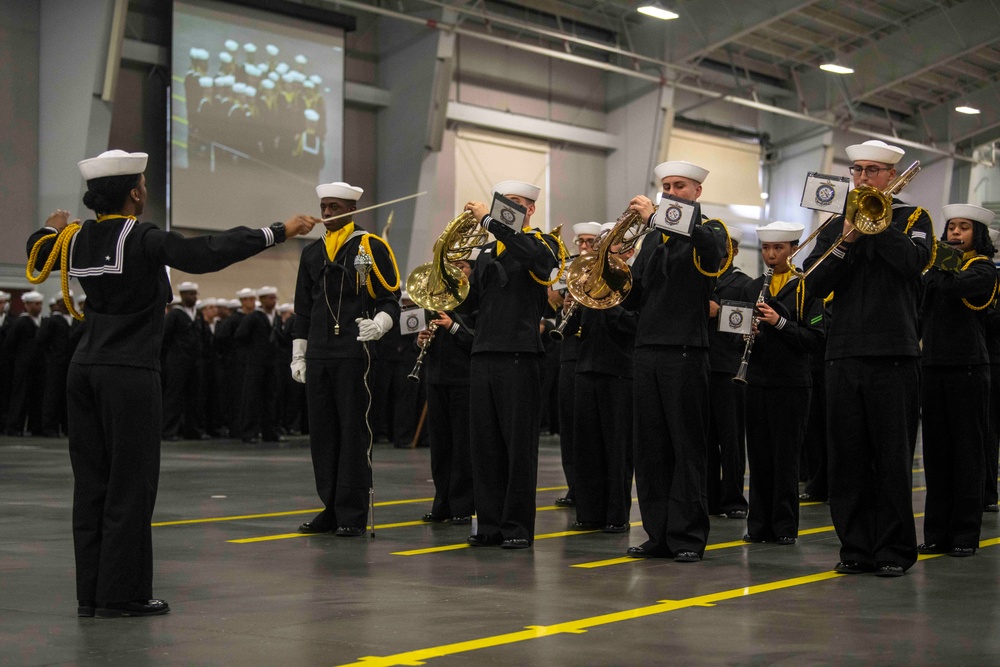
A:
[171, 0, 345, 231]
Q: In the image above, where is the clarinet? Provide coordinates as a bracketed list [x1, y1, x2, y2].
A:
[732, 267, 773, 385]
[549, 300, 579, 341]
[407, 322, 439, 383]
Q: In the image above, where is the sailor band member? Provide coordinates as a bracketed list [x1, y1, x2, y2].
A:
[462, 180, 563, 549]
[27, 149, 317, 617]
[741, 222, 824, 546]
[806, 139, 933, 577]
[293, 181, 401, 537]
[918, 203, 998, 557]
[624, 160, 732, 562]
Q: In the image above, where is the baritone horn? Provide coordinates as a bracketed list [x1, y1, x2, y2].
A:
[788, 161, 921, 278]
[565, 206, 655, 309]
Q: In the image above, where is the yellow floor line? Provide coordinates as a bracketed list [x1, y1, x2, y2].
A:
[228, 520, 428, 543]
[341, 535, 1000, 667]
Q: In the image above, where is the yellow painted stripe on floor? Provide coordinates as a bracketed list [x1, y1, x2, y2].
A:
[392, 529, 599, 556]
[339, 570, 844, 667]
[155, 497, 436, 527]
[172, 115, 188, 126]
[799, 501, 823, 507]
[228, 520, 427, 543]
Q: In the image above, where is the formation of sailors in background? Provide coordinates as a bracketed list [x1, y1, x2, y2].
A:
[18, 138, 1000, 616]
[183, 41, 328, 180]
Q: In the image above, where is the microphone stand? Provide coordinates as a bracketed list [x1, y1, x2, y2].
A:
[354, 250, 376, 539]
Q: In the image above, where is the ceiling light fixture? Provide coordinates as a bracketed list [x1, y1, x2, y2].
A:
[819, 62, 854, 75]
[637, 3, 679, 20]
[955, 105, 981, 115]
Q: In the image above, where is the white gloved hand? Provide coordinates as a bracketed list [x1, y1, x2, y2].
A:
[290, 338, 307, 383]
[356, 311, 392, 342]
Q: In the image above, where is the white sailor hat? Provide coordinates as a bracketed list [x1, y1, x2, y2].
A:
[236, 287, 256, 299]
[170, 294, 181, 305]
[189, 47, 207, 60]
[177, 281, 199, 292]
[48, 295, 59, 305]
[79, 150, 148, 180]
[214, 75, 229, 87]
[224, 39, 239, 51]
[304, 109, 320, 122]
[260, 79, 275, 90]
[268, 71, 280, 82]
[599, 222, 616, 234]
[290, 71, 306, 82]
[756, 221, 804, 243]
[278, 302, 293, 314]
[21, 291, 43, 303]
[281, 72, 296, 83]
[257, 286, 278, 296]
[573, 222, 602, 238]
[266, 44, 279, 56]
[275, 62, 289, 74]
[199, 76, 214, 88]
[942, 203, 996, 227]
[295, 54, 308, 65]
[492, 180, 541, 201]
[226, 299, 240, 309]
[197, 297, 217, 309]
[257, 62, 269, 72]
[219, 51, 233, 64]
[728, 227, 745, 247]
[846, 139, 904, 165]
[0, 291, 10, 300]
[232, 82, 248, 94]
[653, 161, 709, 184]
[244, 64, 261, 77]
[243, 43, 257, 53]
[245, 86, 256, 97]
[309, 74, 323, 85]
[303, 80, 315, 89]
[316, 182, 363, 201]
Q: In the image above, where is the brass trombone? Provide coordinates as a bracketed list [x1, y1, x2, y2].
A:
[787, 161, 921, 278]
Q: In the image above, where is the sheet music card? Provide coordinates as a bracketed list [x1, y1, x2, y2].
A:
[489, 193, 527, 233]
[399, 306, 426, 336]
[654, 194, 699, 237]
[719, 300, 754, 336]
[800, 172, 851, 215]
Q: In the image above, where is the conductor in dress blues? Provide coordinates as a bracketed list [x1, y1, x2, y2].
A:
[462, 180, 562, 549]
[27, 149, 317, 617]
[293, 182, 401, 537]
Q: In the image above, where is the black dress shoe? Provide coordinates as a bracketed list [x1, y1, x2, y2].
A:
[570, 521, 603, 531]
[775, 536, 796, 546]
[724, 509, 748, 519]
[625, 545, 669, 558]
[450, 516, 472, 525]
[834, 560, 874, 574]
[874, 563, 905, 577]
[500, 538, 531, 549]
[798, 492, 827, 502]
[421, 513, 448, 523]
[554, 497, 576, 507]
[467, 534, 500, 547]
[949, 546, 976, 557]
[95, 599, 170, 618]
[742, 533, 767, 543]
[299, 512, 333, 534]
[603, 523, 630, 533]
[984, 504, 999, 513]
[78, 600, 95, 617]
[917, 542, 948, 554]
[261, 435, 286, 443]
[673, 550, 701, 563]
[335, 526, 364, 537]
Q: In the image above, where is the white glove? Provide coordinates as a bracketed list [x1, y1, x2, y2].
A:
[356, 311, 392, 342]
[290, 339, 307, 384]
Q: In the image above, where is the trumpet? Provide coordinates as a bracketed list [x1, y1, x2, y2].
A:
[788, 161, 921, 278]
[408, 322, 438, 382]
[565, 206, 656, 309]
[733, 268, 773, 385]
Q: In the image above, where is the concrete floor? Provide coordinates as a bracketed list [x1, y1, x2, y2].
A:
[1, 434, 998, 666]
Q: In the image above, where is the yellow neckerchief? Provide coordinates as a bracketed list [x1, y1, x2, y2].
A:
[495, 227, 531, 256]
[962, 249, 977, 261]
[495, 227, 567, 286]
[769, 269, 793, 297]
[96, 214, 136, 224]
[324, 221, 354, 262]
